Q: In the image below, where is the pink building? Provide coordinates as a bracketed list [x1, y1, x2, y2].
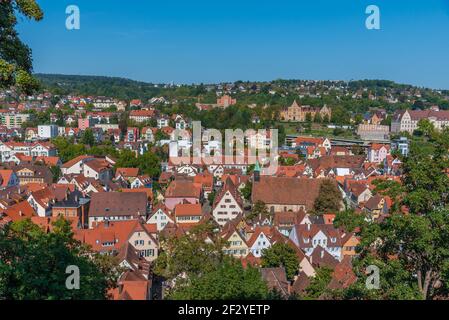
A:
[78, 118, 92, 130]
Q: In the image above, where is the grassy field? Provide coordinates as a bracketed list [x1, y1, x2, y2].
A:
[277, 121, 357, 139]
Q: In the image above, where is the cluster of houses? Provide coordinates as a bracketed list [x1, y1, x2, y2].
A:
[2, 88, 447, 300]
[0, 124, 406, 300]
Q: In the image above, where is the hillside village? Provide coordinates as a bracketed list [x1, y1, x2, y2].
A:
[1, 78, 449, 300]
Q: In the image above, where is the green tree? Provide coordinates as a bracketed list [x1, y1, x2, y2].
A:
[261, 243, 299, 281]
[340, 125, 449, 300]
[313, 179, 342, 215]
[138, 151, 161, 178]
[49, 165, 61, 183]
[169, 258, 269, 300]
[247, 200, 269, 221]
[0, 0, 43, 94]
[154, 223, 226, 282]
[52, 136, 87, 163]
[155, 129, 169, 141]
[240, 181, 252, 201]
[81, 128, 95, 146]
[115, 148, 139, 168]
[207, 190, 216, 205]
[304, 267, 333, 299]
[333, 209, 365, 233]
[0, 218, 118, 300]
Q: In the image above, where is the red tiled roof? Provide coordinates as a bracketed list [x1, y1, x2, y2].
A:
[116, 168, 139, 178]
[0, 170, 14, 187]
[62, 155, 93, 169]
[2, 201, 36, 222]
[174, 203, 202, 217]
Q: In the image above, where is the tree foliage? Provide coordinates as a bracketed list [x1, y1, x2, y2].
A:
[0, 218, 119, 300]
[168, 258, 269, 300]
[303, 267, 333, 299]
[154, 223, 226, 281]
[0, 0, 43, 94]
[313, 179, 342, 215]
[339, 123, 449, 300]
[261, 243, 299, 281]
[115, 149, 162, 178]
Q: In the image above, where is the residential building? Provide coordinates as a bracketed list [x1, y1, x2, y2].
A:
[391, 108, 449, 134]
[38, 125, 59, 139]
[357, 124, 390, 141]
[88, 192, 148, 228]
[0, 112, 31, 129]
[129, 110, 155, 123]
[252, 177, 325, 213]
[280, 100, 331, 122]
[368, 143, 390, 164]
[212, 178, 244, 226]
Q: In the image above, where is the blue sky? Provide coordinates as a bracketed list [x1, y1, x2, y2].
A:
[16, 0, 449, 89]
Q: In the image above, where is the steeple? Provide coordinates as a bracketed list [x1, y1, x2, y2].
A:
[291, 100, 300, 108]
[253, 161, 260, 183]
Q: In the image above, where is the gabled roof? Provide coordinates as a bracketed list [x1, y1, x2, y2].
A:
[0, 170, 14, 187]
[291, 271, 311, 295]
[213, 178, 243, 210]
[115, 168, 140, 178]
[62, 155, 93, 169]
[327, 256, 357, 290]
[252, 177, 323, 210]
[246, 226, 273, 247]
[76, 220, 157, 252]
[2, 201, 36, 221]
[273, 210, 308, 227]
[260, 267, 289, 296]
[121, 188, 153, 201]
[165, 180, 201, 198]
[364, 194, 384, 211]
[174, 203, 202, 217]
[293, 224, 344, 248]
[83, 159, 111, 173]
[309, 246, 339, 269]
[89, 192, 147, 217]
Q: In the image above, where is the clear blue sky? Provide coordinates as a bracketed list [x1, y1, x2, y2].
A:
[16, 0, 449, 89]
